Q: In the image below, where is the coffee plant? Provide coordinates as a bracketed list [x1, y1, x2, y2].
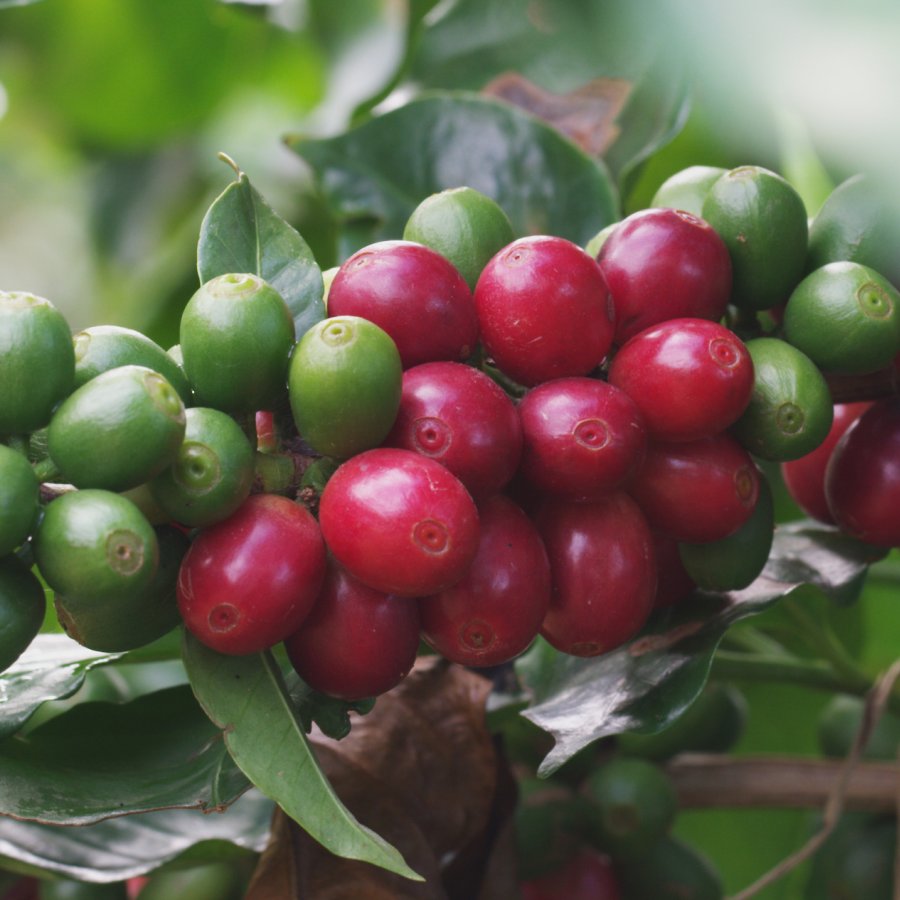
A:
[1, 2, 899, 899]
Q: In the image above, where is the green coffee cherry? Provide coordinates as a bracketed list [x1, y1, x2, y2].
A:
[679, 473, 774, 592]
[616, 836, 724, 899]
[73, 324, 193, 404]
[651, 165, 727, 217]
[817, 694, 900, 761]
[149, 406, 255, 527]
[618, 683, 749, 761]
[702, 165, 808, 311]
[783, 262, 900, 375]
[180, 273, 294, 414]
[54, 524, 188, 652]
[403, 186, 515, 291]
[584, 756, 678, 861]
[0, 444, 40, 556]
[0, 555, 46, 673]
[0, 291, 75, 436]
[39, 879, 128, 899]
[47, 365, 186, 492]
[584, 221, 618, 258]
[289, 316, 402, 459]
[730, 337, 833, 461]
[34, 489, 159, 600]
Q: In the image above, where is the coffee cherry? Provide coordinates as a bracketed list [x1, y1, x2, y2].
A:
[783, 262, 900, 374]
[149, 406, 255, 528]
[47, 365, 186, 492]
[615, 836, 724, 899]
[383, 360, 522, 500]
[701, 164, 808, 311]
[517, 377, 646, 502]
[35, 490, 159, 600]
[534, 492, 656, 657]
[475, 235, 614, 386]
[731, 337, 833, 462]
[629, 433, 760, 543]
[284, 561, 420, 700]
[177, 494, 326, 655]
[0, 556, 46, 674]
[825, 398, 900, 546]
[419, 494, 550, 667]
[650, 530, 696, 608]
[0, 290, 75, 436]
[327, 240, 478, 368]
[521, 848, 621, 900]
[402, 186, 515, 291]
[780, 401, 872, 523]
[597, 208, 732, 345]
[608, 318, 753, 442]
[318, 448, 480, 597]
[0, 444, 40, 557]
[72, 324, 193, 404]
[180, 273, 294, 414]
[289, 315, 402, 459]
[651, 165, 727, 217]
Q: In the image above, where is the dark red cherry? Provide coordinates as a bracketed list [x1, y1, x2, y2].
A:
[327, 240, 478, 368]
[318, 448, 480, 597]
[418, 494, 550, 667]
[608, 318, 754, 442]
[597, 207, 732, 346]
[284, 561, 420, 700]
[517, 377, 646, 501]
[534, 492, 657, 657]
[475, 235, 615, 386]
[383, 360, 522, 499]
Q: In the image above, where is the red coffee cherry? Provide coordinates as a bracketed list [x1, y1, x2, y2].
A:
[534, 492, 657, 657]
[597, 207, 732, 345]
[825, 398, 900, 546]
[327, 240, 478, 368]
[284, 561, 420, 700]
[475, 235, 615, 386]
[419, 494, 551, 667]
[780, 401, 872, 523]
[629, 433, 760, 543]
[651, 530, 697, 608]
[318, 447, 480, 597]
[383, 360, 522, 499]
[517, 377, 647, 502]
[176, 494, 327, 655]
[608, 318, 754, 442]
[521, 848, 622, 900]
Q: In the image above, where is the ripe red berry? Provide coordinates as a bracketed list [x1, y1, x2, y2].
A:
[284, 561, 420, 700]
[177, 494, 327, 655]
[475, 235, 615, 386]
[534, 492, 657, 657]
[780, 401, 872, 523]
[597, 207, 732, 345]
[608, 318, 754, 442]
[521, 848, 622, 900]
[419, 494, 551, 667]
[326, 240, 478, 368]
[383, 360, 522, 499]
[517, 377, 646, 502]
[629, 433, 760, 543]
[318, 448, 480, 597]
[825, 398, 900, 546]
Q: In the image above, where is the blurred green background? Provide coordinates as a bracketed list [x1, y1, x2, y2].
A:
[2, 1, 899, 897]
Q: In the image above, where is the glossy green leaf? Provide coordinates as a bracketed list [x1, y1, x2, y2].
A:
[0, 635, 123, 740]
[0, 789, 271, 883]
[182, 634, 422, 881]
[0, 685, 249, 824]
[288, 92, 619, 258]
[517, 521, 881, 776]
[197, 156, 325, 338]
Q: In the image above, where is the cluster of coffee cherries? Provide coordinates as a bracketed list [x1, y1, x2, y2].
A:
[2, 165, 899, 702]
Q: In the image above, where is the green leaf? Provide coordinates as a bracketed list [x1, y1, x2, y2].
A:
[182, 634, 422, 881]
[287, 92, 619, 258]
[287, 669, 375, 740]
[0, 685, 249, 824]
[0, 789, 271, 883]
[0, 634, 124, 740]
[197, 155, 325, 338]
[517, 521, 881, 776]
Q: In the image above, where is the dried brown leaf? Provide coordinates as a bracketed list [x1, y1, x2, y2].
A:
[482, 72, 631, 156]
